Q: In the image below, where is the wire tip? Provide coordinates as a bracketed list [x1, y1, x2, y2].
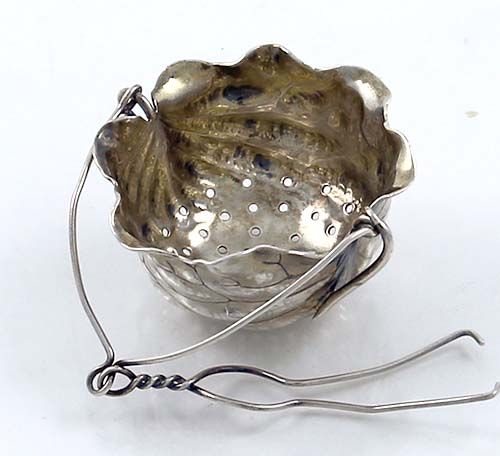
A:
[461, 329, 485, 346]
[492, 382, 500, 397]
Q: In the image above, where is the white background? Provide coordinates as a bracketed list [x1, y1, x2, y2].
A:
[1, 1, 499, 454]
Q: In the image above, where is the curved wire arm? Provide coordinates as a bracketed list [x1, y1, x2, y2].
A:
[191, 382, 500, 413]
[70, 87, 499, 413]
[70, 85, 155, 392]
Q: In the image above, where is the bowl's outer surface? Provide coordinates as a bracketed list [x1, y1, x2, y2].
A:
[141, 201, 389, 329]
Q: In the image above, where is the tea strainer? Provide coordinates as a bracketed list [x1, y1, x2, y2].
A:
[70, 45, 498, 413]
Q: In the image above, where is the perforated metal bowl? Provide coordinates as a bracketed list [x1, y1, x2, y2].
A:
[94, 44, 414, 329]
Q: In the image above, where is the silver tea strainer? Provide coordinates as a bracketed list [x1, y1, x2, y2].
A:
[71, 45, 498, 413]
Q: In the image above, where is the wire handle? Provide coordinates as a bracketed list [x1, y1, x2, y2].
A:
[70, 87, 499, 413]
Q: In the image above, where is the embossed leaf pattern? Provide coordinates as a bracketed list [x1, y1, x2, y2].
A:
[95, 44, 412, 261]
[94, 45, 413, 327]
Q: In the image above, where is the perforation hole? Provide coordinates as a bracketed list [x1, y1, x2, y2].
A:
[343, 202, 356, 215]
[178, 206, 189, 216]
[219, 211, 231, 222]
[199, 229, 209, 239]
[248, 203, 259, 213]
[217, 245, 228, 255]
[249, 226, 262, 237]
[311, 211, 320, 221]
[282, 176, 294, 188]
[321, 184, 332, 195]
[278, 202, 289, 213]
[242, 178, 253, 188]
[326, 224, 337, 237]
[182, 247, 192, 256]
[205, 188, 216, 199]
[290, 233, 301, 243]
[162, 228, 171, 237]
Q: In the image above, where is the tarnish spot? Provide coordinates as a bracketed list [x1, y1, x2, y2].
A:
[223, 85, 263, 104]
[252, 153, 271, 171]
[244, 118, 257, 129]
[141, 223, 151, 237]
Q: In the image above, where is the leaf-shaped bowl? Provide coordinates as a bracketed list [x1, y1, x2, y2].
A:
[94, 44, 414, 329]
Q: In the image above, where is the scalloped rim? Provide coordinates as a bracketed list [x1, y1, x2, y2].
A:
[94, 44, 414, 266]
